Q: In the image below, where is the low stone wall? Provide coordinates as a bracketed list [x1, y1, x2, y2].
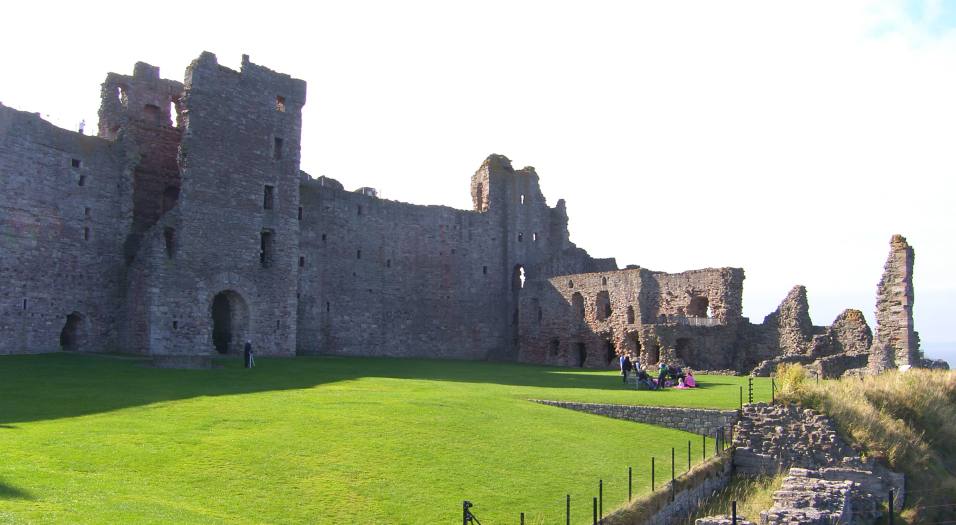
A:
[533, 399, 739, 436]
[604, 452, 734, 525]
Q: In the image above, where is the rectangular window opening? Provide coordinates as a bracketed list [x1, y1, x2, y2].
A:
[276, 95, 286, 112]
[483, 265, 488, 275]
[22, 299, 27, 310]
[273, 137, 284, 160]
[71, 158, 82, 168]
[299, 256, 305, 267]
[84, 207, 91, 218]
[172, 320, 178, 330]
[83, 226, 91, 241]
[260, 230, 274, 268]
[78, 175, 87, 187]
[297, 206, 303, 220]
[263, 185, 275, 210]
[356, 249, 362, 260]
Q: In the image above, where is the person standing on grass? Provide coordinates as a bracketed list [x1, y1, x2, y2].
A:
[244, 340, 254, 369]
[620, 354, 632, 383]
[658, 362, 669, 388]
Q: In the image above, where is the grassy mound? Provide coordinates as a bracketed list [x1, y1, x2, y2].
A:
[0, 354, 769, 524]
[777, 364, 956, 523]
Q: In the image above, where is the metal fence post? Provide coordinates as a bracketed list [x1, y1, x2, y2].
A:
[748, 376, 753, 404]
[702, 433, 706, 460]
[520, 512, 525, 525]
[732, 500, 737, 525]
[889, 489, 895, 525]
[599, 479, 603, 522]
[628, 466, 632, 501]
[739, 385, 743, 409]
[566, 494, 571, 525]
[771, 376, 775, 404]
[671, 447, 676, 501]
[592, 497, 597, 525]
[652, 457, 655, 491]
[687, 440, 691, 471]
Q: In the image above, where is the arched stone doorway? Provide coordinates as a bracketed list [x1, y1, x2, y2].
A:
[211, 290, 249, 354]
[59, 312, 87, 351]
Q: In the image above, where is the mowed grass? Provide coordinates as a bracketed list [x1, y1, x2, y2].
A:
[0, 354, 771, 524]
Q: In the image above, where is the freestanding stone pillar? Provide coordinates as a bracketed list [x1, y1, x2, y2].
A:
[872, 234, 920, 370]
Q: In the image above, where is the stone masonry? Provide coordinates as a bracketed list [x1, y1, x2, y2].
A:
[0, 53, 944, 375]
[533, 399, 738, 437]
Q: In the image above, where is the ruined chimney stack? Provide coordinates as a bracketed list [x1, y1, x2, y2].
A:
[872, 234, 919, 369]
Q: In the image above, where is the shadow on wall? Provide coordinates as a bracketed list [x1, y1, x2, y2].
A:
[0, 353, 747, 426]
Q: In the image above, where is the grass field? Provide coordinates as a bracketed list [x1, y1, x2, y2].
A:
[0, 354, 771, 524]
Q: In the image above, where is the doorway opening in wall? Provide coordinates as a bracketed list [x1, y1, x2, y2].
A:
[59, 312, 86, 351]
[647, 339, 660, 366]
[630, 333, 642, 364]
[604, 339, 615, 365]
[676, 337, 694, 365]
[571, 292, 585, 321]
[575, 342, 587, 368]
[211, 290, 249, 354]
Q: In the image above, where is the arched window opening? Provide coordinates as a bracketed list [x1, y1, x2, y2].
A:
[512, 264, 526, 291]
[568, 280, 574, 288]
[162, 185, 179, 214]
[571, 292, 585, 321]
[211, 291, 248, 354]
[626, 305, 635, 324]
[601, 276, 608, 286]
[687, 296, 709, 318]
[596, 291, 611, 321]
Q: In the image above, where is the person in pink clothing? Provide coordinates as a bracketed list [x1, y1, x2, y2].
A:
[684, 370, 697, 388]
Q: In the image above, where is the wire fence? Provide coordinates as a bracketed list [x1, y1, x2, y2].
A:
[462, 427, 735, 524]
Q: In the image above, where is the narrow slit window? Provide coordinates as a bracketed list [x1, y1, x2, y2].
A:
[22, 299, 27, 310]
[263, 185, 275, 209]
[357, 204, 363, 216]
[356, 249, 362, 260]
[172, 321, 178, 330]
[84, 207, 91, 218]
[483, 265, 488, 275]
[276, 95, 286, 112]
[163, 227, 176, 259]
[532, 232, 538, 242]
[78, 175, 87, 187]
[299, 256, 305, 267]
[517, 232, 523, 242]
[273, 137, 284, 160]
[386, 259, 392, 268]
[520, 194, 525, 204]
[83, 226, 91, 241]
[298, 206, 303, 220]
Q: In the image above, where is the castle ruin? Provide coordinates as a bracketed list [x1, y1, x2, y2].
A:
[0, 53, 941, 374]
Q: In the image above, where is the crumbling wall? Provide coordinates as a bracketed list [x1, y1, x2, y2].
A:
[872, 234, 920, 370]
[517, 267, 744, 370]
[0, 103, 131, 354]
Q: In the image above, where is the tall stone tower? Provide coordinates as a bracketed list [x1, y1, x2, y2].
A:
[872, 234, 920, 369]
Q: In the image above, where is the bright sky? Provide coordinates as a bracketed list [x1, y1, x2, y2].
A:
[2, 1, 953, 361]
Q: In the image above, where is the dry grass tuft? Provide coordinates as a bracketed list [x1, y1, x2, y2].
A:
[777, 365, 956, 523]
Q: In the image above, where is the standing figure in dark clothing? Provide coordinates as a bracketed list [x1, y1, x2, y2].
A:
[620, 354, 633, 383]
[244, 340, 254, 368]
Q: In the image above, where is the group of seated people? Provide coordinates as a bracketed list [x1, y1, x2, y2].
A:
[620, 355, 697, 390]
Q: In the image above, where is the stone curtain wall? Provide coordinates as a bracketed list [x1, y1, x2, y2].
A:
[533, 400, 739, 436]
[0, 103, 131, 355]
[296, 155, 606, 360]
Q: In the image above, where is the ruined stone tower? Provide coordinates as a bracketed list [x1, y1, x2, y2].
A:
[872, 234, 920, 369]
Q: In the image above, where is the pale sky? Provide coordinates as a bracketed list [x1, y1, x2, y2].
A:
[2, 1, 953, 362]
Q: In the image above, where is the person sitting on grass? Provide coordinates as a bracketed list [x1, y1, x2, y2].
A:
[684, 369, 697, 388]
[635, 368, 658, 390]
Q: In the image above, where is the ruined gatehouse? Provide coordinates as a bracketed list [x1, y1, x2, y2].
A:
[0, 53, 941, 374]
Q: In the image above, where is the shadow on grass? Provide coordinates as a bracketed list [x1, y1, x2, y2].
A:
[0, 481, 33, 500]
[0, 353, 754, 425]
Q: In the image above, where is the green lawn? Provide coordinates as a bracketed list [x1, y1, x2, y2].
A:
[0, 354, 771, 524]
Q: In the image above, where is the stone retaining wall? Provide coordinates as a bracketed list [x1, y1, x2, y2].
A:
[533, 399, 739, 436]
